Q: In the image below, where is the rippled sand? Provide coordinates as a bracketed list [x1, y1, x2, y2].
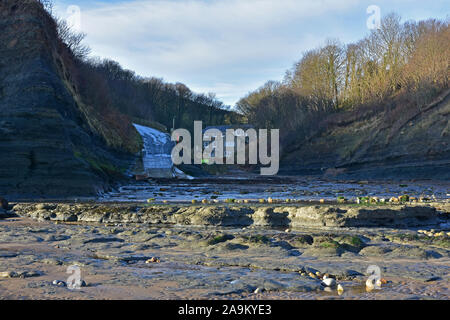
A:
[0, 216, 448, 300]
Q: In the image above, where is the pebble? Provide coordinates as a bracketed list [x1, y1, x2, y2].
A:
[425, 276, 442, 282]
[337, 284, 344, 295]
[0, 271, 40, 279]
[254, 287, 264, 294]
[321, 277, 336, 287]
[52, 280, 66, 287]
[145, 257, 161, 264]
[0, 271, 17, 278]
[366, 278, 381, 291]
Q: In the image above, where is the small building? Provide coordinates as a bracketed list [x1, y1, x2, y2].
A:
[202, 124, 254, 158]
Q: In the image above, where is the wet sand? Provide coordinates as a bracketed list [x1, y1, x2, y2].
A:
[0, 211, 448, 300]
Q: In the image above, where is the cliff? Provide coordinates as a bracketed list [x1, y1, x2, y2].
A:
[0, 0, 135, 198]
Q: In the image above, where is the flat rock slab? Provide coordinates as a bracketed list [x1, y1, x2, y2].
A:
[12, 203, 443, 229]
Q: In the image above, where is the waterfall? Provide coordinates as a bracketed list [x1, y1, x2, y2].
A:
[132, 123, 192, 179]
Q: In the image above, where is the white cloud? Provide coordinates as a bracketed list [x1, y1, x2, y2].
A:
[53, 0, 448, 105]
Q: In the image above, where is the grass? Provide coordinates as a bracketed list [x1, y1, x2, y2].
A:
[335, 235, 366, 251]
[73, 150, 124, 176]
[319, 241, 341, 249]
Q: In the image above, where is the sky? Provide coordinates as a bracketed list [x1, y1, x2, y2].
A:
[52, 0, 449, 107]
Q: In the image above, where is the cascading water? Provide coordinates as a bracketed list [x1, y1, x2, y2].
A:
[133, 123, 192, 179]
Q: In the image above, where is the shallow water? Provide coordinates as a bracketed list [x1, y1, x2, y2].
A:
[2, 176, 449, 300]
[1, 217, 448, 300]
[102, 176, 450, 203]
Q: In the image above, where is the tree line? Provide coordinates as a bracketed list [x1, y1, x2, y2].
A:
[35, 0, 240, 154]
[237, 13, 449, 148]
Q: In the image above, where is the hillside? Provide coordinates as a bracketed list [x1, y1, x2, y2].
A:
[280, 89, 450, 180]
[238, 14, 449, 180]
[0, 0, 240, 198]
[0, 0, 135, 198]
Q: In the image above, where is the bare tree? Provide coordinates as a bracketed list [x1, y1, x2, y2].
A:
[56, 18, 91, 60]
[38, 0, 53, 13]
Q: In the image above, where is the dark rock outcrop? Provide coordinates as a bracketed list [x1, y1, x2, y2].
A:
[13, 202, 444, 228]
[0, 1, 134, 198]
[0, 197, 8, 209]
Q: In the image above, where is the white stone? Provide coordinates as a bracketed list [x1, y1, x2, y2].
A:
[321, 277, 336, 287]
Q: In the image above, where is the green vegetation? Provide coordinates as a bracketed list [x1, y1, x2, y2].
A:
[348, 202, 389, 207]
[243, 235, 270, 245]
[394, 233, 422, 242]
[207, 234, 235, 245]
[310, 235, 366, 253]
[388, 233, 449, 249]
[337, 196, 347, 203]
[291, 235, 314, 246]
[201, 163, 230, 175]
[358, 197, 370, 204]
[433, 238, 450, 248]
[73, 150, 124, 176]
[335, 235, 366, 251]
[319, 240, 341, 249]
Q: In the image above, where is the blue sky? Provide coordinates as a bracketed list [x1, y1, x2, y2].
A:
[53, 0, 449, 107]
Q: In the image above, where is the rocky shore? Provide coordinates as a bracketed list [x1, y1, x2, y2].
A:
[12, 202, 448, 229]
[0, 201, 448, 300]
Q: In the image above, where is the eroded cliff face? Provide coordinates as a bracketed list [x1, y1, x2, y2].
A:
[281, 90, 450, 180]
[0, 1, 132, 198]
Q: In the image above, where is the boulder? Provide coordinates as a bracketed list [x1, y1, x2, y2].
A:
[0, 197, 8, 209]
